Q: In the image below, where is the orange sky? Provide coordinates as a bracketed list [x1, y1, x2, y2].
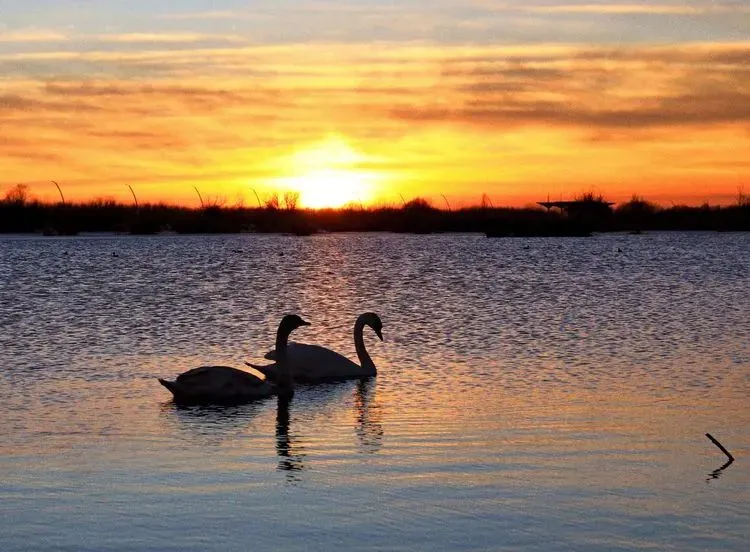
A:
[1, 2, 749, 208]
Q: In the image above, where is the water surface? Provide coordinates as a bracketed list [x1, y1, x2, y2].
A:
[1, 232, 748, 551]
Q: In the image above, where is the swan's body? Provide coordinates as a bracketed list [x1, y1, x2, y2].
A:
[158, 314, 310, 404]
[247, 312, 383, 383]
[159, 365, 271, 405]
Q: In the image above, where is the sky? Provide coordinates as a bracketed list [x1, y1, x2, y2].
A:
[1, 1, 749, 208]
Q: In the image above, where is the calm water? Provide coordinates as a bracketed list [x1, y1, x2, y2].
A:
[1, 232, 748, 551]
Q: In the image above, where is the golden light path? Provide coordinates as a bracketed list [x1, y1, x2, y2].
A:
[268, 136, 384, 209]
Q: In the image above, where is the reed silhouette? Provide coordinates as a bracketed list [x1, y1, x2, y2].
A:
[1, 191, 748, 234]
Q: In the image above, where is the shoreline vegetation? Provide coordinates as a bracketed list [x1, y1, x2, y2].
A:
[1, 186, 749, 236]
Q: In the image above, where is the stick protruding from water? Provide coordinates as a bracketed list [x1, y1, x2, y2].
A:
[706, 433, 734, 462]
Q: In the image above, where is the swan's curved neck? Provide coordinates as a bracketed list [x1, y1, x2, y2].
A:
[354, 318, 375, 371]
[275, 327, 294, 394]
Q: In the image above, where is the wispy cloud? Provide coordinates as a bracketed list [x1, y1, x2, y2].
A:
[156, 10, 248, 21]
[471, 1, 750, 15]
[522, 3, 747, 15]
[94, 32, 245, 44]
[3, 2, 748, 52]
[0, 29, 68, 42]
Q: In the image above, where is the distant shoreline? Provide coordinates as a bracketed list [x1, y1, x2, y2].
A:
[1, 197, 748, 235]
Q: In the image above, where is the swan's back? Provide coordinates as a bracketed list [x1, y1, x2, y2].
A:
[262, 342, 374, 381]
[176, 365, 263, 385]
[163, 365, 268, 404]
[266, 343, 359, 369]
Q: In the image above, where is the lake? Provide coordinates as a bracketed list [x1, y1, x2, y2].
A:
[1, 231, 748, 551]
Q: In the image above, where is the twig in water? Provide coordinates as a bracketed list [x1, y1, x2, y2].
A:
[706, 433, 734, 462]
[705, 433, 735, 482]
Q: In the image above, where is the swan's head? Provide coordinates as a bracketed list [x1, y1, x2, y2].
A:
[362, 312, 384, 341]
[275, 315, 310, 396]
[279, 314, 311, 336]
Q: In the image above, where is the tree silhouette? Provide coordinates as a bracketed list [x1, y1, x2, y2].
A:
[3, 184, 30, 205]
[283, 191, 300, 211]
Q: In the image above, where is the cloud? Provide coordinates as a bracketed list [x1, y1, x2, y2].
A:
[2, 1, 748, 56]
[3, 41, 750, 137]
[386, 42, 750, 131]
[3, 41, 749, 127]
[93, 32, 245, 44]
[156, 10, 247, 21]
[523, 3, 735, 15]
[0, 29, 68, 42]
[471, 1, 750, 16]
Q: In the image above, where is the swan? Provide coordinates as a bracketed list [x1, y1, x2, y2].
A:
[158, 314, 310, 404]
[246, 312, 383, 383]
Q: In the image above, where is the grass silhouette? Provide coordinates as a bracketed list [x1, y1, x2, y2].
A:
[1, 192, 748, 235]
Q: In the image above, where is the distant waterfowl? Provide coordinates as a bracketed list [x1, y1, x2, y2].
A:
[158, 314, 310, 404]
[247, 312, 383, 383]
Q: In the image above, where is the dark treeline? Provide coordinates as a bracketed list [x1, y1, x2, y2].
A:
[1, 194, 748, 235]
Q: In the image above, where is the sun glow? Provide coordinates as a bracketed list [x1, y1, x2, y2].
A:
[271, 137, 383, 209]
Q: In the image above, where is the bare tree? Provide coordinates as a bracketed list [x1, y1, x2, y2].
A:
[265, 192, 280, 210]
[4, 183, 29, 204]
[283, 190, 300, 211]
[738, 184, 748, 207]
[204, 194, 226, 208]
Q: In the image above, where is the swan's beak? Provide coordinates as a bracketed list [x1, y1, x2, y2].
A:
[375, 327, 384, 341]
[300, 319, 311, 327]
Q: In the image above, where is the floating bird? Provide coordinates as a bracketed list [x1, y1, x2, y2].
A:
[158, 314, 310, 404]
[247, 312, 383, 383]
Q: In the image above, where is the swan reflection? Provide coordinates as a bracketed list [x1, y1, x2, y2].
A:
[353, 377, 383, 454]
[275, 395, 306, 482]
[161, 377, 384, 483]
[161, 399, 269, 446]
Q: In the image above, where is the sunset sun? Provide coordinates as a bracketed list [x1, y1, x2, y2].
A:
[271, 137, 382, 209]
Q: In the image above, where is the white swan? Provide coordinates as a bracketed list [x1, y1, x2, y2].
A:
[158, 314, 310, 404]
[246, 312, 383, 383]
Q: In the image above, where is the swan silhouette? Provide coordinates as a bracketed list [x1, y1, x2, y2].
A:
[158, 314, 310, 404]
[247, 312, 383, 383]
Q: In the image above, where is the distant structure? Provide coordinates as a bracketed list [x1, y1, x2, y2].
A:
[538, 197, 615, 218]
[533, 194, 616, 235]
[537, 199, 615, 214]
